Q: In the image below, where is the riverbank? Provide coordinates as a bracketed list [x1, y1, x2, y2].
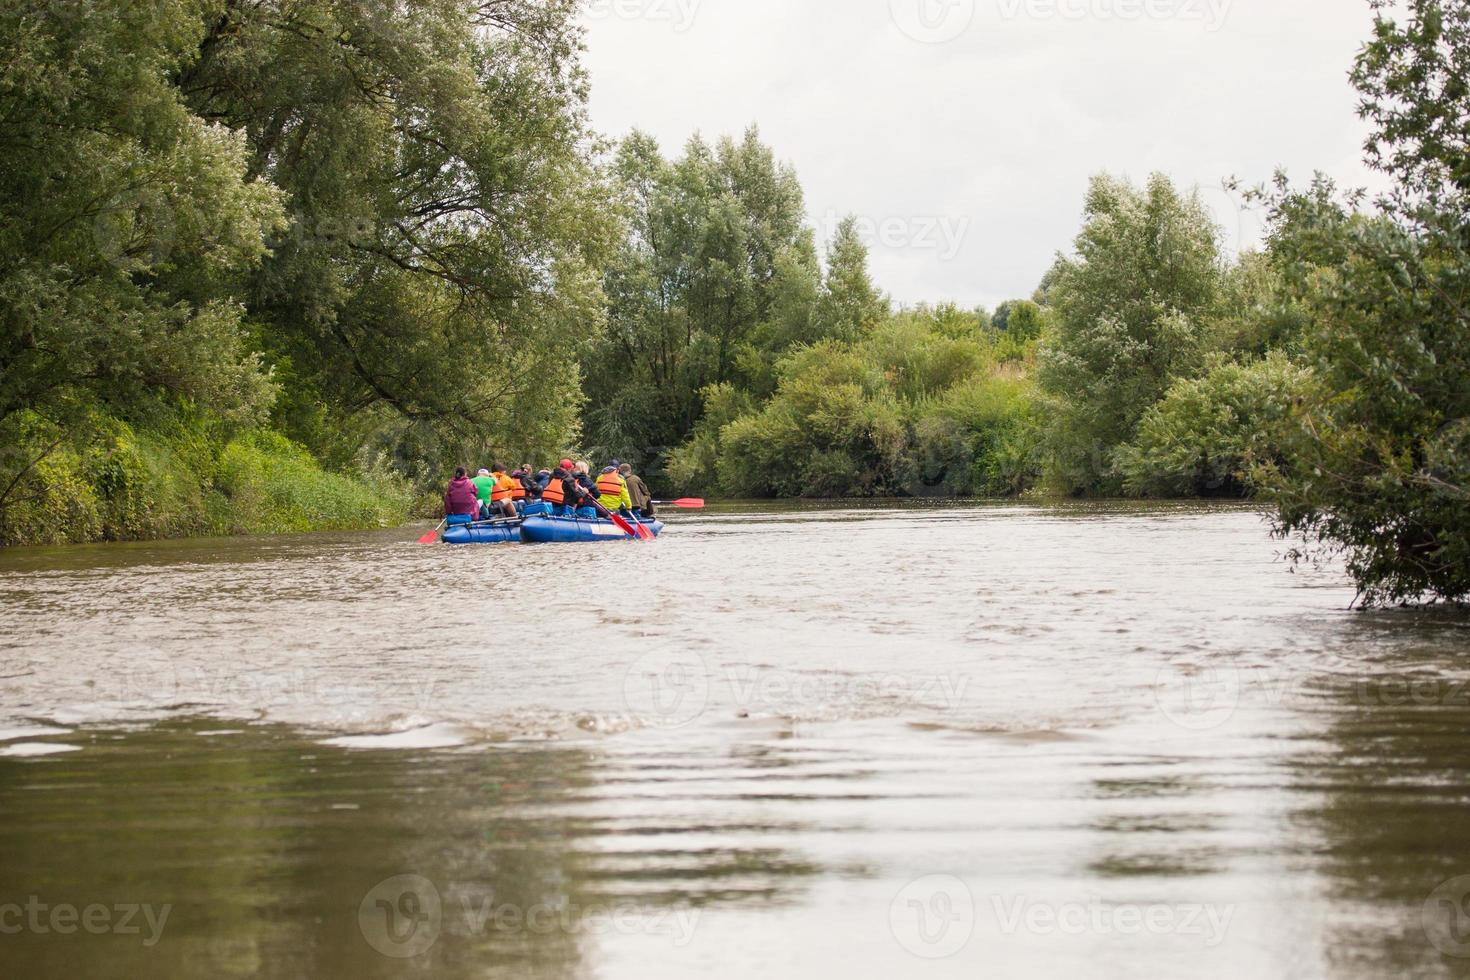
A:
[0, 421, 415, 548]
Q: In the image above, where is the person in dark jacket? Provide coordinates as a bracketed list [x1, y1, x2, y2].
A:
[443, 468, 480, 524]
[575, 462, 601, 518]
[619, 464, 655, 518]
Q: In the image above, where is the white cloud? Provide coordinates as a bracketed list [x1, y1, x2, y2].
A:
[579, 0, 1382, 308]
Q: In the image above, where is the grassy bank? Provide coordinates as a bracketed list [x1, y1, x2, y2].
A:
[0, 411, 413, 547]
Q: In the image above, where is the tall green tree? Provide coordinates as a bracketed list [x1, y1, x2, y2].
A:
[814, 216, 888, 343]
[178, 0, 613, 474]
[584, 127, 814, 464]
[0, 0, 286, 521]
[1037, 173, 1225, 493]
[1259, 0, 1470, 604]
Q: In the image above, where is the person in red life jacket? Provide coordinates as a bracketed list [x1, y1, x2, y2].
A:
[443, 468, 480, 525]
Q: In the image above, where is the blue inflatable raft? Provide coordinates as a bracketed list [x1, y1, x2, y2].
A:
[442, 520, 522, 545]
[519, 515, 664, 544]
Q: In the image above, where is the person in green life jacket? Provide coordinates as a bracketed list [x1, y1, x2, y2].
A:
[470, 468, 498, 520]
[596, 465, 633, 514]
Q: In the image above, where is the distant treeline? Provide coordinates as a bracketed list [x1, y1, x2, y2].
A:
[1, 1, 1465, 604]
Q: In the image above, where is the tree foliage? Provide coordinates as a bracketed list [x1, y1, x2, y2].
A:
[178, 0, 613, 473]
[1037, 174, 1225, 493]
[1244, 0, 1470, 605]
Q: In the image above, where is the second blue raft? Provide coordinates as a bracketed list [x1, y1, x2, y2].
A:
[519, 515, 664, 544]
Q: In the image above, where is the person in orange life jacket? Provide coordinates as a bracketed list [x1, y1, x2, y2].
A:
[515, 466, 552, 517]
[507, 466, 531, 514]
[443, 468, 480, 526]
[596, 465, 633, 514]
[537, 466, 576, 517]
[483, 463, 517, 519]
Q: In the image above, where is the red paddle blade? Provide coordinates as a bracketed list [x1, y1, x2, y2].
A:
[417, 530, 439, 545]
[671, 498, 705, 508]
[609, 513, 639, 538]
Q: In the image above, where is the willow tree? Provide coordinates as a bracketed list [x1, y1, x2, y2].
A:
[178, 0, 614, 474]
[1262, 0, 1470, 605]
[0, 0, 286, 526]
[1038, 173, 1225, 494]
[583, 127, 815, 463]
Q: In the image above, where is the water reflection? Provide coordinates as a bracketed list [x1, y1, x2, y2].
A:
[1288, 612, 1470, 979]
[0, 723, 826, 978]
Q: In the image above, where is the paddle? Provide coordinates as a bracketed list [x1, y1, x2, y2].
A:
[653, 498, 705, 509]
[627, 510, 655, 541]
[575, 485, 650, 540]
[417, 519, 447, 545]
[467, 515, 523, 528]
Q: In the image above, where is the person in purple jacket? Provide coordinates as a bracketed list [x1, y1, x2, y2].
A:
[443, 467, 481, 524]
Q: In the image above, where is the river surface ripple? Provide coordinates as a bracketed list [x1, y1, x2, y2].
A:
[2, 502, 1469, 978]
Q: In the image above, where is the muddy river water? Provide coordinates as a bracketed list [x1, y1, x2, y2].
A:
[2, 502, 1469, 978]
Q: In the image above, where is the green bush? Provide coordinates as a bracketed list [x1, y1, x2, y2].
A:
[665, 317, 1044, 499]
[216, 431, 411, 534]
[0, 409, 411, 546]
[1115, 353, 1317, 498]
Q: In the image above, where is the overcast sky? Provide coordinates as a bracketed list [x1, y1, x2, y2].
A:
[577, 0, 1385, 310]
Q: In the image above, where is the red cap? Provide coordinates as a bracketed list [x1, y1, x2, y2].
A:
[559, 459, 574, 471]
